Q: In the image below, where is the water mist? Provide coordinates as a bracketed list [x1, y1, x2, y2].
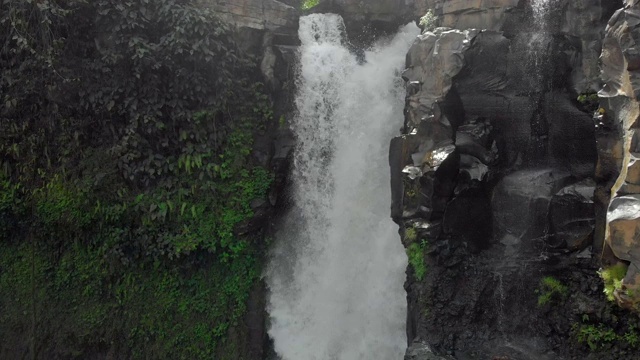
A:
[266, 14, 419, 360]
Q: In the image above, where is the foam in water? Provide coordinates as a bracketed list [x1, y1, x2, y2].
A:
[266, 14, 420, 360]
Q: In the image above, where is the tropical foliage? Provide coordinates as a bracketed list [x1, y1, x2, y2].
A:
[0, 0, 275, 358]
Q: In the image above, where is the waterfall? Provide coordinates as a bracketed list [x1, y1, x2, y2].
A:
[531, 0, 553, 28]
[524, 0, 555, 162]
[266, 14, 419, 360]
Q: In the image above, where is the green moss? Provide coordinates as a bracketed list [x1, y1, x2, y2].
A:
[537, 276, 568, 306]
[599, 263, 628, 302]
[405, 227, 417, 242]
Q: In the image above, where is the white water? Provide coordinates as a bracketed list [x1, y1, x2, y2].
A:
[266, 14, 419, 360]
[528, 0, 553, 70]
[531, 0, 552, 27]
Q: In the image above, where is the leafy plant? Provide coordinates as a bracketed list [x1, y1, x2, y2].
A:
[599, 263, 628, 302]
[624, 325, 640, 348]
[577, 92, 599, 113]
[574, 323, 617, 351]
[573, 321, 640, 351]
[537, 276, 568, 306]
[419, 10, 437, 33]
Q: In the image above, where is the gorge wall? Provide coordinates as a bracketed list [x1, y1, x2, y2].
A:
[392, 0, 640, 359]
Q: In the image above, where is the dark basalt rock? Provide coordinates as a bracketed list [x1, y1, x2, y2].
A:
[442, 186, 492, 253]
[491, 168, 573, 254]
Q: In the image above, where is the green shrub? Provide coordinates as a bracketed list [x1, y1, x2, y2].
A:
[599, 263, 628, 301]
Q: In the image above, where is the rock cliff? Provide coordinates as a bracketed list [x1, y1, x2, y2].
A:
[391, 0, 640, 359]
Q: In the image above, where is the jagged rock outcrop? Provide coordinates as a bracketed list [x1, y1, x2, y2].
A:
[597, 0, 640, 313]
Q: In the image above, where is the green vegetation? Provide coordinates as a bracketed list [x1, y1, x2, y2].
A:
[0, 0, 275, 357]
[419, 10, 437, 33]
[573, 322, 640, 351]
[405, 227, 417, 242]
[574, 323, 618, 351]
[407, 241, 427, 281]
[537, 276, 569, 306]
[301, 0, 320, 10]
[577, 92, 599, 113]
[577, 92, 599, 104]
[403, 177, 420, 199]
[599, 263, 629, 302]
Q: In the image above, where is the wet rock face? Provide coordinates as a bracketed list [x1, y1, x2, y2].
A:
[391, 0, 603, 253]
[597, 1, 640, 313]
[491, 169, 574, 254]
[549, 179, 597, 251]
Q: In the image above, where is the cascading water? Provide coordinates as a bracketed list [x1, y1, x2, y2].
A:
[531, 0, 553, 26]
[528, 0, 554, 87]
[266, 14, 419, 360]
[525, 0, 555, 163]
